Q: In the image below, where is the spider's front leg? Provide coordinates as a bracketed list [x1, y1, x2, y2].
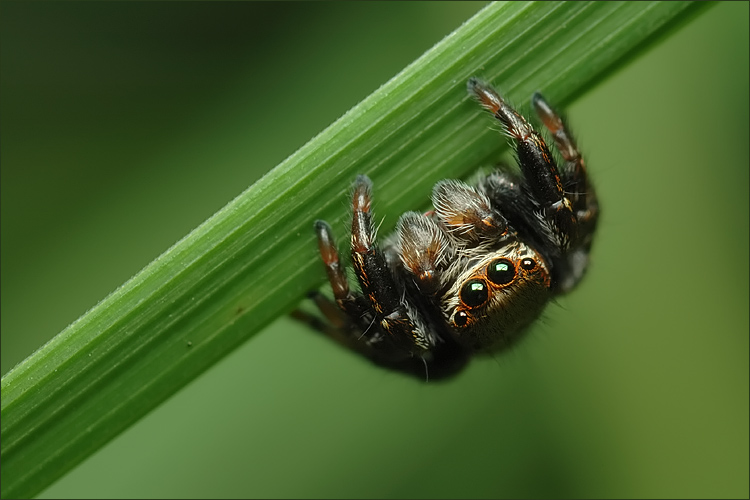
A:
[349, 175, 432, 355]
[531, 92, 599, 248]
[469, 78, 598, 292]
[348, 176, 469, 379]
[469, 78, 577, 250]
[298, 175, 450, 377]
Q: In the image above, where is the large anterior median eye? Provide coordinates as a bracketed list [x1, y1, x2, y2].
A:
[487, 258, 515, 285]
[460, 279, 489, 308]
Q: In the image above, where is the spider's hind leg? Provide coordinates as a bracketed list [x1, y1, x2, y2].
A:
[290, 290, 374, 359]
[296, 219, 377, 353]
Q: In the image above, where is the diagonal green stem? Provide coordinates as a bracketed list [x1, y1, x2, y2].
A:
[1, 2, 706, 498]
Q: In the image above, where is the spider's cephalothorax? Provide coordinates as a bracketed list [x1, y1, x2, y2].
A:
[293, 78, 599, 381]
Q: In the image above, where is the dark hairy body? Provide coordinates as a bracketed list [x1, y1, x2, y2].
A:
[293, 78, 599, 381]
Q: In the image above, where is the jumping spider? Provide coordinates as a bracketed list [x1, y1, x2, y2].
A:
[294, 78, 599, 381]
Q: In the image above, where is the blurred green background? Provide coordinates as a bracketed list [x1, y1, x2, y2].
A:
[1, 2, 747, 498]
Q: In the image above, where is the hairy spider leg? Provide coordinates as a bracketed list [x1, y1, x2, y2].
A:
[290, 221, 370, 351]
[478, 171, 544, 248]
[468, 78, 576, 251]
[350, 175, 432, 355]
[290, 306, 346, 339]
[298, 177, 449, 378]
[531, 93, 599, 242]
[295, 219, 407, 364]
[314, 221, 353, 305]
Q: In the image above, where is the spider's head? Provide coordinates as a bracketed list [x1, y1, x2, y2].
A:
[441, 242, 551, 353]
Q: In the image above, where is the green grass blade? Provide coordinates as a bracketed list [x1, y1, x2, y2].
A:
[1, 2, 706, 498]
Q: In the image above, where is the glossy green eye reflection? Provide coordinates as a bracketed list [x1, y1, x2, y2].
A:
[488, 258, 515, 285]
[460, 279, 489, 308]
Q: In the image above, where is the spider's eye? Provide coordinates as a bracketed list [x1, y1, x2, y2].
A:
[487, 258, 515, 285]
[520, 258, 536, 270]
[460, 279, 489, 308]
[454, 311, 469, 327]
